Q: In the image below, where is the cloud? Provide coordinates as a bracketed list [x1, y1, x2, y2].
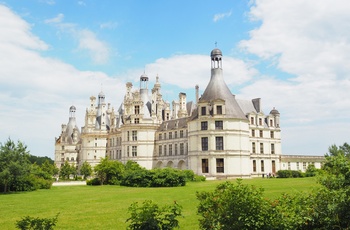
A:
[100, 21, 118, 30]
[213, 10, 232, 22]
[44, 13, 64, 24]
[0, 4, 122, 157]
[238, 0, 350, 154]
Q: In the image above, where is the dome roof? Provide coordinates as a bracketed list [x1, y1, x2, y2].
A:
[211, 48, 222, 57]
[98, 91, 105, 97]
[69, 105, 76, 111]
[270, 107, 280, 115]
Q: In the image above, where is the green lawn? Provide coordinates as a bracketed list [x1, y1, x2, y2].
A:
[0, 177, 319, 229]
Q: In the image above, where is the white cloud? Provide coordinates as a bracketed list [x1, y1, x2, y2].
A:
[77, 29, 110, 64]
[100, 21, 118, 30]
[238, 0, 350, 154]
[0, 4, 122, 157]
[213, 10, 232, 22]
[44, 13, 64, 24]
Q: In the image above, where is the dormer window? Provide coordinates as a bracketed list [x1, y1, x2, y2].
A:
[135, 105, 140, 115]
[250, 117, 254, 125]
[216, 105, 222, 115]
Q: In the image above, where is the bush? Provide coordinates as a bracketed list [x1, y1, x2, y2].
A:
[126, 200, 182, 230]
[86, 178, 101, 186]
[150, 168, 186, 187]
[277, 170, 304, 178]
[16, 213, 59, 230]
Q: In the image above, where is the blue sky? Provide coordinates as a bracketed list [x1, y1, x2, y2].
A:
[1, 0, 350, 157]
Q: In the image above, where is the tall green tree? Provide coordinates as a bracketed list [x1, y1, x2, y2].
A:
[94, 157, 124, 185]
[0, 139, 33, 193]
[80, 161, 92, 179]
[41, 159, 59, 177]
[59, 161, 76, 180]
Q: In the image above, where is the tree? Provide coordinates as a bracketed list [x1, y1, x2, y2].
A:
[80, 161, 92, 180]
[0, 139, 33, 193]
[94, 157, 124, 185]
[126, 200, 182, 230]
[41, 160, 59, 177]
[59, 161, 76, 180]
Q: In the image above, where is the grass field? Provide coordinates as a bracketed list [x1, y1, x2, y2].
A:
[0, 177, 319, 229]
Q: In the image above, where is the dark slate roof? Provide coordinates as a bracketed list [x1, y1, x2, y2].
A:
[158, 117, 188, 131]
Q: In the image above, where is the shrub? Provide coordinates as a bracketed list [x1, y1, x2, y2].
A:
[86, 178, 101, 186]
[277, 170, 304, 178]
[16, 213, 59, 230]
[126, 200, 182, 230]
[150, 168, 186, 187]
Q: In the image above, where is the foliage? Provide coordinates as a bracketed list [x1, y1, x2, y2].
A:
[16, 213, 59, 230]
[0, 139, 34, 193]
[121, 163, 152, 187]
[86, 177, 101, 186]
[79, 161, 92, 180]
[94, 157, 125, 185]
[276, 170, 304, 178]
[28, 155, 54, 166]
[30, 164, 53, 189]
[126, 200, 182, 230]
[59, 161, 76, 180]
[197, 179, 271, 230]
[305, 164, 320, 177]
[150, 168, 186, 187]
[41, 160, 59, 177]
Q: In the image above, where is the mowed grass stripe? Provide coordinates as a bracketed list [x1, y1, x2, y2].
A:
[0, 177, 319, 229]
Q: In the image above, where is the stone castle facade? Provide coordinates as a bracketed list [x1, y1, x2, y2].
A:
[55, 48, 323, 178]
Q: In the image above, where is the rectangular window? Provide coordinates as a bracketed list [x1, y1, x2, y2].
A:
[201, 121, 208, 130]
[169, 132, 172, 139]
[159, 145, 162, 156]
[127, 146, 130, 157]
[288, 162, 291, 170]
[217, 105, 222, 115]
[135, 105, 140, 114]
[216, 137, 224, 150]
[132, 131, 137, 141]
[201, 137, 208, 151]
[180, 130, 184, 138]
[259, 118, 262, 126]
[202, 159, 209, 173]
[271, 143, 275, 154]
[252, 142, 256, 153]
[216, 158, 224, 173]
[297, 162, 300, 170]
[252, 129, 255, 137]
[127, 131, 130, 141]
[62, 146, 65, 150]
[259, 130, 263, 137]
[253, 160, 256, 172]
[272, 160, 276, 173]
[261, 160, 265, 172]
[164, 145, 167, 156]
[132, 146, 137, 157]
[135, 118, 139, 124]
[169, 144, 173, 156]
[175, 144, 178, 155]
[260, 143, 264, 154]
[164, 133, 167, 140]
[175, 131, 178, 138]
[201, 106, 206, 115]
[270, 119, 273, 126]
[270, 131, 274, 138]
[215, 121, 223, 130]
[303, 162, 307, 170]
[159, 133, 162, 140]
[180, 143, 184, 155]
[250, 117, 254, 125]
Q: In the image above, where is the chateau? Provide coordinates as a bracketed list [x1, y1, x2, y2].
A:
[55, 48, 323, 178]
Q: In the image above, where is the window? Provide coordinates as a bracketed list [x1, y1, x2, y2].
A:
[272, 160, 276, 173]
[260, 143, 264, 154]
[132, 131, 137, 141]
[270, 119, 273, 127]
[250, 117, 254, 125]
[175, 131, 178, 138]
[259, 118, 262, 126]
[296, 162, 300, 170]
[95, 143, 97, 147]
[169, 144, 173, 156]
[261, 160, 265, 172]
[251, 129, 255, 137]
[216, 158, 224, 173]
[288, 162, 291, 170]
[127, 131, 130, 141]
[175, 144, 178, 155]
[180, 130, 184, 138]
[71, 157, 74, 161]
[217, 105, 222, 115]
[201, 121, 208, 130]
[259, 130, 263, 137]
[159, 145, 162, 156]
[201, 106, 206, 115]
[132, 146, 137, 157]
[169, 132, 172, 139]
[252, 142, 256, 153]
[271, 143, 275, 154]
[159, 133, 162, 140]
[134, 118, 139, 124]
[164, 145, 167, 156]
[215, 121, 223, 130]
[201, 137, 208, 151]
[303, 162, 307, 170]
[135, 105, 140, 114]
[127, 146, 130, 157]
[62, 146, 65, 150]
[216, 137, 224, 150]
[164, 133, 167, 140]
[253, 160, 256, 172]
[202, 159, 209, 173]
[180, 143, 184, 155]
